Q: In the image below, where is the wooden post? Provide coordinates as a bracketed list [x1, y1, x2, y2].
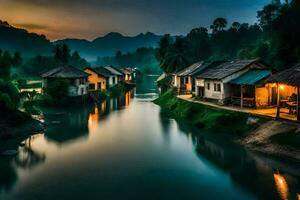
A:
[297, 86, 299, 121]
[276, 83, 280, 118]
[241, 85, 243, 108]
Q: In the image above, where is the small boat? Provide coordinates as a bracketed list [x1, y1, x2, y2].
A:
[0, 150, 19, 156]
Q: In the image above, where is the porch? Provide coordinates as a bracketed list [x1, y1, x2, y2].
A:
[178, 94, 298, 122]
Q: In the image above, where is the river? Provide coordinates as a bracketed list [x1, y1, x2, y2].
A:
[0, 75, 299, 200]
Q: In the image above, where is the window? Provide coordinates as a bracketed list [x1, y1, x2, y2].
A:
[185, 77, 189, 84]
[112, 77, 116, 84]
[207, 83, 210, 90]
[217, 84, 221, 92]
[89, 84, 95, 90]
[214, 83, 221, 92]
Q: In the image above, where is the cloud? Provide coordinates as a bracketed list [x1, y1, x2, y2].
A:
[14, 23, 48, 30]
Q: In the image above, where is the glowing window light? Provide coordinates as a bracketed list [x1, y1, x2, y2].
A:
[279, 84, 285, 90]
[274, 173, 289, 200]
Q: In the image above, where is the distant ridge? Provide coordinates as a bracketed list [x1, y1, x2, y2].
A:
[0, 20, 53, 56]
[0, 20, 163, 60]
[54, 31, 162, 60]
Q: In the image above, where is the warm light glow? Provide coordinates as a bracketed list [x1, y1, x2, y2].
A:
[297, 194, 300, 200]
[279, 85, 285, 90]
[274, 173, 289, 200]
[88, 107, 99, 131]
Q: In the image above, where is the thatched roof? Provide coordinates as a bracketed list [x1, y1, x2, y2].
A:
[197, 59, 263, 80]
[266, 64, 300, 87]
[41, 66, 89, 79]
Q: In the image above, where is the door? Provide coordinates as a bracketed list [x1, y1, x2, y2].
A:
[271, 87, 277, 105]
[198, 86, 204, 97]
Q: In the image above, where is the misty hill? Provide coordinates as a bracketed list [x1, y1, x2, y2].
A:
[54, 32, 162, 61]
[0, 20, 162, 62]
[0, 20, 53, 56]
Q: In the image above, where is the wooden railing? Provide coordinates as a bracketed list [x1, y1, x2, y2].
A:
[231, 96, 255, 107]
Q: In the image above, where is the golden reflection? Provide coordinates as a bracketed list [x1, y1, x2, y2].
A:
[274, 173, 289, 200]
[297, 193, 300, 200]
[125, 91, 131, 106]
[101, 101, 106, 113]
[88, 106, 99, 131]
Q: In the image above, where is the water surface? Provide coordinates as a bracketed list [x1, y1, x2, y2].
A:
[0, 76, 299, 200]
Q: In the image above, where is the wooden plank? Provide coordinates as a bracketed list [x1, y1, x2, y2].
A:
[276, 83, 280, 118]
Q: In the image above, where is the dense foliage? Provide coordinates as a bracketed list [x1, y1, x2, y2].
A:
[157, 0, 300, 73]
[96, 47, 160, 74]
[21, 44, 90, 77]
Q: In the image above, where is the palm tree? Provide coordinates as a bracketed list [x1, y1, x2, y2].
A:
[160, 37, 190, 73]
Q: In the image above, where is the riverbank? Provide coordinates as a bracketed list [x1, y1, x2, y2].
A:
[0, 110, 43, 139]
[154, 89, 300, 162]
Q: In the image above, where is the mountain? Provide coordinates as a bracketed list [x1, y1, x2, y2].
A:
[54, 32, 162, 61]
[0, 20, 162, 61]
[0, 20, 53, 56]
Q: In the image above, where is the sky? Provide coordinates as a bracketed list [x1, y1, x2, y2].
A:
[0, 0, 271, 40]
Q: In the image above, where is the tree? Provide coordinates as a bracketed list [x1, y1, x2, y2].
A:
[210, 18, 228, 33]
[54, 44, 71, 65]
[12, 51, 22, 67]
[161, 37, 190, 73]
[257, 2, 281, 30]
[231, 22, 241, 31]
[186, 27, 211, 61]
[0, 51, 12, 79]
[156, 34, 172, 64]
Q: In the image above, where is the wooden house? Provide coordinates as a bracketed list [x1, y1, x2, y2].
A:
[172, 61, 223, 95]
[41, 66, 89, 97]
[195, 59, 269, 104]
[266, 64, 300, 121]
[122, 67, 134, 82]
[84, 67, 112, 91]
[104, 66, 123, 85]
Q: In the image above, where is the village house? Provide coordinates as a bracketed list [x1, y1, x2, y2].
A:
[172, 61, 224, 95]
[122, 67, 134, 82]
[195, 59, 270, 105]
[41, 66, 89, 97]
[104, 66, 124, 86]
[265, 64, 300, 121]
[84, 67, 112, 91]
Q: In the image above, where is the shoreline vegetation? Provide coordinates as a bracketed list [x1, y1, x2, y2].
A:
[154, 89, 300, 162]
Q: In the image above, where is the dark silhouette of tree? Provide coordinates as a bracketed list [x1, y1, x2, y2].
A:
[54, 44, 71, 65]
[161, 37, 190, 73]
[210, 18, 228, 33]
[12, 51, 22, 67]
[186, 27, 211, 62]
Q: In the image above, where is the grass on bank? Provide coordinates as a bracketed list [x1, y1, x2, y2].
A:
[154, 89, 267, 136]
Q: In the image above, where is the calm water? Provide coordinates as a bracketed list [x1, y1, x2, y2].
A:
[0, 76, 299, 200]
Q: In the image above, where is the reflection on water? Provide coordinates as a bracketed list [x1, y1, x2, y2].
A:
[15, 135, 46, 169]
[274, 173, 289, 200]
[0, 75, 300, 200]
